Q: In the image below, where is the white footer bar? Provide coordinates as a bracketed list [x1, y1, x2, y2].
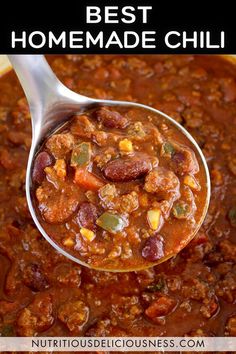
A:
[0, 337, 235, 352]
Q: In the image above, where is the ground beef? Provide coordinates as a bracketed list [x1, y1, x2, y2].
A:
[17, 294, 54, 336]
[46, 133, 75, 158]
[57, 300, 89, 332]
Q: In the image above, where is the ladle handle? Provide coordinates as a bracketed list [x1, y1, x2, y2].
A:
[8, 55, 61, 114]
[8, 55, 93, 144]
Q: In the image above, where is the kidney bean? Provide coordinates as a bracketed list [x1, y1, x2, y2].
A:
[76, 202, 98, 230]
[94, 107, 128, 129]
[171, 145, 199, 175]
[32, 151, 53, 184]
[22, 263, 49, 292]
[103, 153, 152, 182]
[141, 235, 164, 262]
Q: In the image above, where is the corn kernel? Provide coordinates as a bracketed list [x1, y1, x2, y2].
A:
[184, 175, 200, 191]
[44, 166, 53, 175]
[44, 166, 57, 181]
[119, 139, 133, 152]
[62, 237, 75, 247]
[44, 166, 60, 186]
[80, 227, 95, 242]
[54, 159, 67, 179]
[147, 209, 162, 230]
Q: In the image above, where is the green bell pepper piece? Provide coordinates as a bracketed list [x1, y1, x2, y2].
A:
[96, 212, 126, 233]
[71, 142, 91, 167]
[172, 201, 190, 219]
[162, 142, 175, 156]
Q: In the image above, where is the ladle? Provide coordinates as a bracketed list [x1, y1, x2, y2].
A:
[8, 55, 211, 271]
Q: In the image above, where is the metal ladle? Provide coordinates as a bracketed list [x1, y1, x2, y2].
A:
[8, 54, 211, 271]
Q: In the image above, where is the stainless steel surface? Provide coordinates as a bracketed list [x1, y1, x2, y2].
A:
[8, 54, 211, 271]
